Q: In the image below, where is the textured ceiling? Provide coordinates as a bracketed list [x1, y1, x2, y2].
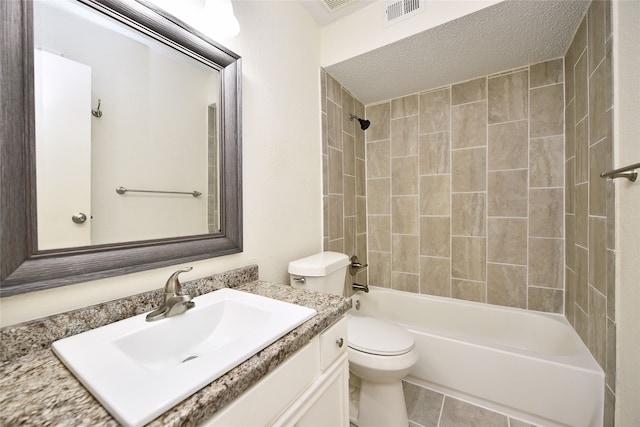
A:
[323, 1, 589, 105]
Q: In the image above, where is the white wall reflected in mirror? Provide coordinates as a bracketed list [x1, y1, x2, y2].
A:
[33, 0, 220, 250]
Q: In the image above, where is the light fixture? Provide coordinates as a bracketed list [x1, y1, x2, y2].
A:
[203, 0, 240, 38]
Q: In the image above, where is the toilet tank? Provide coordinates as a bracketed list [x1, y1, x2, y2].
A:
[288, 252, 350, 296]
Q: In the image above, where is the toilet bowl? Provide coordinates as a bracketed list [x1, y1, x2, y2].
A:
[288, 252, 417, 427]
[347, 313, 418, 427]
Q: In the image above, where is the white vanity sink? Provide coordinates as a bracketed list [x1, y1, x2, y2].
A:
[52, 288, 317, 427]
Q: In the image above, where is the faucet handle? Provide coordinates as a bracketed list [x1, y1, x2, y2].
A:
[165, 267, 193, 295]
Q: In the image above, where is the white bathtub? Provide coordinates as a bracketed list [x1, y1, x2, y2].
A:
[351, 287, 604, 427]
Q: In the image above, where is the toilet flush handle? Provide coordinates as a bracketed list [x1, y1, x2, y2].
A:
[292, 277, 306, 284]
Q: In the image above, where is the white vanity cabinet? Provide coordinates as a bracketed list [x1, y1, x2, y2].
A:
[201, 316, 349, 427]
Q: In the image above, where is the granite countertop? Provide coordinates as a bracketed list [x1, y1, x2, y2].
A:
[0, 280, 351, 427]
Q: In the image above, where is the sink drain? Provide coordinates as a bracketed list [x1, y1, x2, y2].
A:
[182, 355, 198, 363]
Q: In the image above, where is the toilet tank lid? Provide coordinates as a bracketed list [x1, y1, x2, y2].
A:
[288, 252, 350, 276]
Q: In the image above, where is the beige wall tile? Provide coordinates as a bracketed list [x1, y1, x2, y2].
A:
[566, 157, 575, 214]
[367, 178, 390, 214]
[487, 120, 528, 170]
[530, 58, 564, 88]
[420, 216, 450, 257]
[529, 188, 564, 238]
[366, 140, 390, 179]
[420, 175, 450, 215]
[575, 183, 588, 247]
[343, 133, 355, 176]
[566, 214, 576, 269]
[488, 70, 529, 124]
[328, 194, 344, 241]
[588, 286, 607, 368]
[419, 132, 450, 175]
[575, 118, 589, 184]
[607, 248, 615, 318]
[565, 100, 575, 159]
[566, 267, 576, 323]
[391, 94, 419, 118]
[528, 237, 563, 288]
[419, 88, 450, 134]
[392, 156, 419, 195]
[606, 318, 616, 390]
[368, 215, 390, 251]
[344, 175, 356, 216]
[589, 62, 608, 145]
[451, 77, 486, 105]
[589, 140, 608, 216]
[326, 74, 341, 104]
[529, 136, 564, 187]
[587, 0, 606, 74]
[357, 196, 367, 234]
[575, 245, 589, 312]
[368, 251, 391, 287]
[391, 116, 419, 157]
[575, 305, 589, 344]
[487, 263, 527, 308]
[487, 170, 528, 217]
[328, 147, 343, 194]
[392, 272, 420, 293]
[530, 84, 564, 138]
[565, 18, 587, 96]
[344, 216, 356, 256]
[589, 217, 607, 294]
[451, 237, 486, 281]
[327, 100, 342, 149]
[356, 158, 366, 196]
[487, 218, 527, 265]
[392, 234, 419, 273]
[452, 193, 486, 237]
[392, 196, 419, 234]
[451, 101, 487, 149]
[452, 147, 486, 192]
[320, 70, 327, 113]
[575, 53, 588, 121]
[420, 256, 450, 297]
[327, 237, 344, 253]
[365, 102, 391, 142]
[452, 279, 486, 303]
[528, 287, 563, 313]
[342, 89, 355, 135]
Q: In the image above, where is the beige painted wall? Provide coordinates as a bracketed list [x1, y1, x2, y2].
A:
[0, 1, 323, 327]
[613, 1, 640, 424]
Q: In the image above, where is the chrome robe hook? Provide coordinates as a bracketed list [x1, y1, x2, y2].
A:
[91, 99, 102, 117]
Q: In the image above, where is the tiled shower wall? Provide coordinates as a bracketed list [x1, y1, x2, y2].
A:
[321, 69, 368, 288]
[564, 1, 615, 424]
[364, 59, 565, 312]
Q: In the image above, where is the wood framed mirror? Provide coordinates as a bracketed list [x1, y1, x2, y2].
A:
[0, 0, 242, 297]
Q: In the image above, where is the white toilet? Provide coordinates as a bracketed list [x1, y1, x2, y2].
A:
[289, 251, 418, 427]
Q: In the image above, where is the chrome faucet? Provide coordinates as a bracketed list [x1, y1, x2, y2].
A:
[146, 267, 195, 322]
[352, 283, 369, 293]
[349, 255, 368, 276]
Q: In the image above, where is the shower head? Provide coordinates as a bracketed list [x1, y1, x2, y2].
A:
[350, 114, 371, 131]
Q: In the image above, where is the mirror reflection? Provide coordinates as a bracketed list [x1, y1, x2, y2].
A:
[33, 0, 220, 250]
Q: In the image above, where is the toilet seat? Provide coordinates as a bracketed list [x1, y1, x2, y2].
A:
[347, 314, 414, 356]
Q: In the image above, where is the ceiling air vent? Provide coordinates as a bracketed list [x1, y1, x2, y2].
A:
[385, 0, 425, 26]
[321, 0, 356, 12]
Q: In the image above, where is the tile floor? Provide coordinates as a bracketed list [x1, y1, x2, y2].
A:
[403, 381, 540, 427]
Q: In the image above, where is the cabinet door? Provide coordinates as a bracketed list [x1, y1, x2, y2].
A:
[295, 355, 349, 427]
